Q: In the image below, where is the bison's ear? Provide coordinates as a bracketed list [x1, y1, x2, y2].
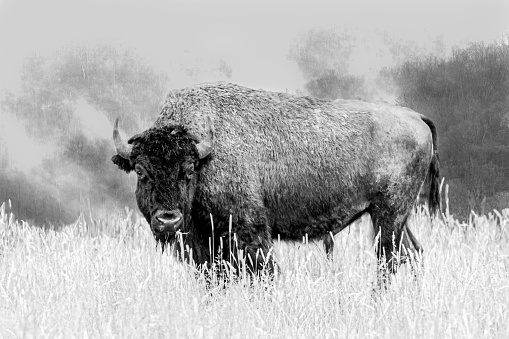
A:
[111, 155, 133, 173]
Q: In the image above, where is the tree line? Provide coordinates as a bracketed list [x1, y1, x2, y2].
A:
[290, 32, 509, 218]
[0, 44, 167, 225]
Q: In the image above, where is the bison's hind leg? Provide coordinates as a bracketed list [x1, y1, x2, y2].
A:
[323, 232, 335, 260]
[372, 209, 423, 288]
[400, 223, 423, 265]
[323, 208, 371, 261]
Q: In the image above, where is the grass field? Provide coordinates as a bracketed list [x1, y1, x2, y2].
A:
[1, 201, 508, 338]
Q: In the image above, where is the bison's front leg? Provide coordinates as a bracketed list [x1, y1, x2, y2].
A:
[221, 224, 276, 277]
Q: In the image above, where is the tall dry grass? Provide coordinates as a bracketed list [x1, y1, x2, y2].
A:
[1, 201, 508, 338]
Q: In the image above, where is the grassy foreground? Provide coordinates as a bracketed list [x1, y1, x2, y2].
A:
[1, 202, 508, 338]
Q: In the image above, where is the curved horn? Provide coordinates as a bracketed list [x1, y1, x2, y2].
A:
[196, 130, 213, 159]
[113, 117, 133, 159]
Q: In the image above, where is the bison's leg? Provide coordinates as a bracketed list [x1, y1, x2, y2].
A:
[372, 210, 424, 288]
[245, 242, 276, 276]
[220, 224, 276, 277]
[399, 224, 423, 265]
[371, 207, 409, 287]
[323, 232, 334, 260]
[403, 224, 423, 255]
[399, 223, 424, 278]
[324, 209, 370, 261]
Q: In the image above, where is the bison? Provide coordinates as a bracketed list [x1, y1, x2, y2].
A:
[112, 82, 440, 280]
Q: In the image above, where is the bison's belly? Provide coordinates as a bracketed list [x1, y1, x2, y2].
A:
[264, 182, 368, 241]
[269, 199, 364, 241]
[271, 219, 332, 241]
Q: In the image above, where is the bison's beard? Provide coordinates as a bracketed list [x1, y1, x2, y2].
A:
[153, 219, 211, 266]
[151, 216, 190, 253]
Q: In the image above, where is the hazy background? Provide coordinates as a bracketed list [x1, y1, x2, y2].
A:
[1, 0, 508, 225]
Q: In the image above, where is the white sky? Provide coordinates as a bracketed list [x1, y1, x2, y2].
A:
[0, 0, 508, 94]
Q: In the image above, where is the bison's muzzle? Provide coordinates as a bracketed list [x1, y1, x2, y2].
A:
[151, 209, 183, 234]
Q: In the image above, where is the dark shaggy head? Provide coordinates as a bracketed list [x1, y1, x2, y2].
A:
[112, 124, 211, 243]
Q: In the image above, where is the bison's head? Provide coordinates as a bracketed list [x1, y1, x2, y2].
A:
[111, 117, 212, 243]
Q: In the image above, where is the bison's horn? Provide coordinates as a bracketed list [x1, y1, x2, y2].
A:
[113, 117, 133, 159]
[196, 130, 213, 159]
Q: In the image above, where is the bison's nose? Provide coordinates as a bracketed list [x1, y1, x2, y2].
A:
[153, 210, 183, 233]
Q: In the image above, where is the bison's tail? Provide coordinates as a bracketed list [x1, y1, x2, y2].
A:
[421, 116, 441, 217]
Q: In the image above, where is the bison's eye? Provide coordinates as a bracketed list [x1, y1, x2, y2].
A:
[135, 164, 148, 181]
[182, 163, 195, 181]
[136, 170, 145, 179]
